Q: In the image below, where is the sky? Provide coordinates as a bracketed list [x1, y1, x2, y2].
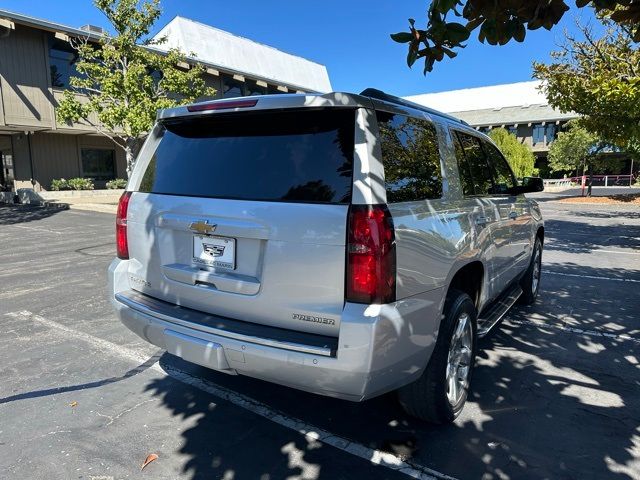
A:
[1, 0, 596, 96]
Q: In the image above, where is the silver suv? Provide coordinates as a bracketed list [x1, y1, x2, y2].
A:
[109, 89, 544, 423]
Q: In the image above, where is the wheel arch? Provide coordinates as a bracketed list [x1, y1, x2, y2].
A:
[445, 260, 485, 311]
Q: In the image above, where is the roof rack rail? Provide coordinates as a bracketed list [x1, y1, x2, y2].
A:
[359, 87, 469, 126]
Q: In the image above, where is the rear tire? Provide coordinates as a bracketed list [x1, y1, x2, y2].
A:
[398, 289, 477, 423]
[519, 237, 542, 305]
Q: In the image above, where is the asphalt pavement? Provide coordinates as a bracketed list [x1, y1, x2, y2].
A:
[0, 197, 638, 480]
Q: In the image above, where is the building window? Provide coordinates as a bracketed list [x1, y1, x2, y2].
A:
[532, 124, 545, 145]
[545, 124, 557, 144]
[508, 126, 518, 136]
[222, 75, 245, 98]
[49, 37, 81, 89]
[246, 80, 267, 96]
[81, 148, 116, 180]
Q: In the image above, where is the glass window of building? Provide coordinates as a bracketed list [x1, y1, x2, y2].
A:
[376, 112, 443, 202]
[222, 75, 245, 98]
[508, 126, 518, 136]
[49, 37, 81, 89]
[246, 80, 267, 96]
[81, 148, 116, 180]
[532, 124, 545, 145]
[545, 124, 557, 143]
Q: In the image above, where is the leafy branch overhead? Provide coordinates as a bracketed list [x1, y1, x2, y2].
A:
[392, 0, 640, 73]
[534, 18, 640, 153]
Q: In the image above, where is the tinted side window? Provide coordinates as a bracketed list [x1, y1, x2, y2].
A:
[482, 141, 517, 194]
[452, 133, 475, 196]
[377, 112, 443, 203]
[139, 109, 355, 204]
[455, 132, 493, 196]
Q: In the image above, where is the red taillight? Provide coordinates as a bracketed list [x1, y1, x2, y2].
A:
[186, 98, 258, 112]
[346, 204, 396, 304]
[116, 191, 132, 259]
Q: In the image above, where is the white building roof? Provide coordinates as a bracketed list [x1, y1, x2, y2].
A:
[152, 16, 332, 93]
[404, 80, 548, 113]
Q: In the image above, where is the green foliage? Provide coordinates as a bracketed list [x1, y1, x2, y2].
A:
[106, 178, 128, 189]
[50, 178, 95, 190]
[488, 128, 536, 178]
[392, 1, 640, 74]
[533, 19, 640, 154]
[547, 121, 625, 175]
[56, 0, 216, 175]
[67, 178, 95, 190]
[50, 178, 69, 191]
[547, 122, 596, 175]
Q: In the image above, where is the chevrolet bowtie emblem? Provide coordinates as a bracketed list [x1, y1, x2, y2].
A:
[189, 220, 216, 235]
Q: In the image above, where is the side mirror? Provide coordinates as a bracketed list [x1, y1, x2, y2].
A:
[520, 177, 544, 193]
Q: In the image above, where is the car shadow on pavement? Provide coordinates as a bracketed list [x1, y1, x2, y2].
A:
[0, 205, 68, 225]
[0, 351, 162, 405]
[143, 272, 639, 480]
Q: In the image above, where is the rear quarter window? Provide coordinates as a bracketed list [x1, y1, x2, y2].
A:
[376, 111, 443, 203]
[138, 109, 355, 204]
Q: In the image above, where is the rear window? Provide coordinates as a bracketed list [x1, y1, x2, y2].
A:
[138, 109, 355, 204]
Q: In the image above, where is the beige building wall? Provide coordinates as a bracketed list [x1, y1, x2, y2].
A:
[13, 132, 126, 190]
[0, 24, 55, 128]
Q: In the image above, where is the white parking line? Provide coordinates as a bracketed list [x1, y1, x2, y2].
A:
[548, 248, 640, 256]
[4, 310, 456, 480]
[544, 270, 640, 283]
[507, 317, 640, 345]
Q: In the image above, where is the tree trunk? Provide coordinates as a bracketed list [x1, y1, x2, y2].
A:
[124, 138, 139, 178]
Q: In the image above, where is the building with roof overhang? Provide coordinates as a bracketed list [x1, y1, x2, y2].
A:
[405, 81, 579, 176]
[0, 9, 331, 192]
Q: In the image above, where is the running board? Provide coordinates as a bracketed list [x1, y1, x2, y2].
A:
[477, 284, 523, 337]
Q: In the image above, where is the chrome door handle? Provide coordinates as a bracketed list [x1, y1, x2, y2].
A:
[509, 211, 518, 220]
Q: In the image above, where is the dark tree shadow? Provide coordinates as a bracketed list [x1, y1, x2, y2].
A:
[144, 265, 640, 480]
[0, 205, 68, 225]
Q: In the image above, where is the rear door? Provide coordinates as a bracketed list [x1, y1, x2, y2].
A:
[125, 108, 357, 337]
[453, 131, 514, 298]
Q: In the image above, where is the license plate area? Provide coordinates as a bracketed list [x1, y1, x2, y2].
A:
[193, 235, 236, 269]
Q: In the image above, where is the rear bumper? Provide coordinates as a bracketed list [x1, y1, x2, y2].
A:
[109, 259, 443, 401]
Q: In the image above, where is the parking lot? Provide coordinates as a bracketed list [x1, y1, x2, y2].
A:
[1, 196, 639, 480]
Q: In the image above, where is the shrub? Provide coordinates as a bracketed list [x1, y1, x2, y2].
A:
[106, 178, 127, 189]
[67, 177, 95, 190]
[50, 178, 69, 191]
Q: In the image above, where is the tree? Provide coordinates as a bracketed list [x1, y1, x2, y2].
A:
[56, 0, 215, 176]
[533, 18, 640, 154]
[547, 122, 596, 175]
[547, 121, 624, 177]
[391, 1, 640, 74]
[488, 128, 537, 178]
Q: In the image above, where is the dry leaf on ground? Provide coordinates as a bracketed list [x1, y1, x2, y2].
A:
[141, 453, 158, 471]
